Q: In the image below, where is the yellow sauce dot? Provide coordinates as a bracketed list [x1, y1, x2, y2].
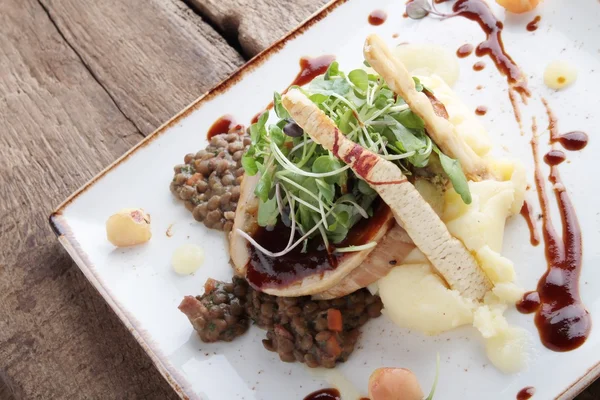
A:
[172, 244, 205, 275]
[544, 61, 577, 90]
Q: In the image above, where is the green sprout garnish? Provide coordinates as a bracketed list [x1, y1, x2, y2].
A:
[239, 62, 471, 257]
[425, 353, 440, 400]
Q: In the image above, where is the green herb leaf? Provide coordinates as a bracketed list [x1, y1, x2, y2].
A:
[273, 92, 290, 119]
[269, 124, 286, 147]
[325, 61, 340, 80]
[310, 93, 330, 104]
[241, 152, 258, 175]
[312, 155, 343, 184]
[363, 60, 371, 68]
[357, 179, 375, 195]
[316, 179, 335, 204]
[309, 75, 351, 96]
[254, 171, 273, 203]
[393, 109, 425, 130]
[257, 196, 279, 227]
[436, 149, 472, 204]
[338, 109, 357, 134]
[250, 111, 269, 143]
[413, 76, 424, 92]
[348, 69, 369, 93]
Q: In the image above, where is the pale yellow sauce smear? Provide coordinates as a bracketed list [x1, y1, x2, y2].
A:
[172, 244, 205, 275]
[544, 60, 577, 90]
[393, 44, 460, 87]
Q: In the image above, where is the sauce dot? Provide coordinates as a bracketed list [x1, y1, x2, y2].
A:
[456, 44, 474, 58]
[517, 386, 535, 400]
[543, 149, 566, 166]
[473, 61, 486, 71]
[526, 16, 541, 32]
[475, 105, 488, 115]
[172, 244, 205, 275]
[544, 60, 577, 90]
[368, 10, 387, 26]
[559, 131, 588, 151]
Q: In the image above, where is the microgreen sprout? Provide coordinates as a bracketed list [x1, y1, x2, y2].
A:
[241, 62, 471, 258]
[425, 353, 440, 400]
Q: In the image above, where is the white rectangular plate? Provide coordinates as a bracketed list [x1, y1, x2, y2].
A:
[51, 0, 600, 398]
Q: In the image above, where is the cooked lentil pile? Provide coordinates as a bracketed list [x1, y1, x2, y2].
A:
[179, 277, 383, 368]
[178, 277, 250, 343]
[170, 130, 250, 231]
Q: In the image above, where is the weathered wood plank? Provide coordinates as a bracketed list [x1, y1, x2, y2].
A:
[186, 0, 329, 57]
[0, 0, 242, 398]
[39, 0, 245, 134]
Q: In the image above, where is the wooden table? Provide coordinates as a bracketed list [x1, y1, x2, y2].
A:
[0, 1, 596, 398]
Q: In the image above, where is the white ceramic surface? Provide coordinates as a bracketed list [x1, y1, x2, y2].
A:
[51, 0, 600, 399]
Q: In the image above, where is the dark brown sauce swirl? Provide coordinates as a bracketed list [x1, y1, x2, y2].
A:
[452, 0, 529, 96]
[525, 117, 591, 352]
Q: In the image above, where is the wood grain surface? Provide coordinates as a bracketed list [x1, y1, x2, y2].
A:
[185, 0, 329, 57]
[0, 0, 241, 398]
[0, 0, 598, 399]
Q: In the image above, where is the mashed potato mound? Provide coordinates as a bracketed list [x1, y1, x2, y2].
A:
[376, 72, 529, 373]
[378, 264, 476, 335]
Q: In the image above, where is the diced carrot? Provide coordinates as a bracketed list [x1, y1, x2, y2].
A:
[327, 308, 343, 332]
[186, 173, 202, 186]
[325, 336, 342, 358]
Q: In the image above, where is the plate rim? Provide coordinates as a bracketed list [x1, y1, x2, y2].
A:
[48, 0, 597, 398]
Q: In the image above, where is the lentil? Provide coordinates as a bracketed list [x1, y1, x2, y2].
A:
[170, 127, 250, 232]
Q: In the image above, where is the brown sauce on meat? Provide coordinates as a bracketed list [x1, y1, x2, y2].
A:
[525, 117, 591, 351]
[368, 10, 388, 25]
[475, 105, 487, 116]
[516, 291, 540, 314]
[526, 16, 541, 32]
[251, 55, 335, 124]
[207, 115, 243, 139]
[304, 388, 341, 400]
[519, 201, 540, 246]
[457, 43, 474, 58]
[473, 61, 486, 71]
[452, 0, 529, 97]
[544, 149, 566, 166]
[247, 203, 392, 290]
[516, 386, 536, 400]
[559, 131, 588, 151]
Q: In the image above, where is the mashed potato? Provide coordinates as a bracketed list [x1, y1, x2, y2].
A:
[377, 73, 528, 373]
